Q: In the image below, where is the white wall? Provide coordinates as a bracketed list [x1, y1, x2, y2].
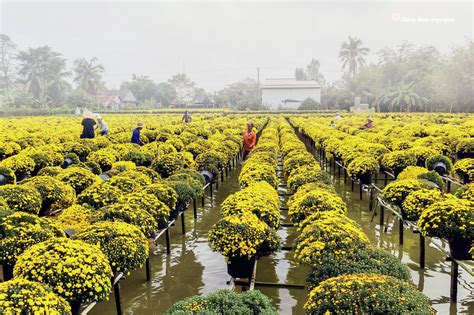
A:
[261, 87, 321, 109]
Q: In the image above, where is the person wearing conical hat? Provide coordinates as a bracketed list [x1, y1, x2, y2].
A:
[361, 117, 374, 129]
[80, 111, 96, 139]
[131, 121, 144, 146]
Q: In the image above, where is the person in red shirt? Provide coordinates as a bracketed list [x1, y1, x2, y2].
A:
[361, 117, 375, 129]
[242, 122, 256, 160]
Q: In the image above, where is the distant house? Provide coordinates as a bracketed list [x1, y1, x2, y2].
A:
[350, 97, 374, 113]
[261, 78, 321, 110]
[99, 90, 138, 110]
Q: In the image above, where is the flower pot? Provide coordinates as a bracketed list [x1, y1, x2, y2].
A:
[169, 208, 179, 221]
[448, 238, 472, 260]
[457, 152, 474, 159]
[227, 256, 256, 279]
[358, 172, 372, 185]
[158, 220, 169, 230]
[460, 174, 470, 185]
[1, 264, 13, 281]
[433, 162, 448, 176]
[70, 300, 82, 315]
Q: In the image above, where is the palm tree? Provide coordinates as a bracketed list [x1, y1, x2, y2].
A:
[383, 81, 429, 112]
[339, 36, 370, 78]
[73, 57, 104, 97]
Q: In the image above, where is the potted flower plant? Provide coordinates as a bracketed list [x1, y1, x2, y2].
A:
[381, 150, 416, 177]
[418, 197, 473, 260]
[453, 158, 473, 184]
[347, 156, 380, 185]
[208, 213, 280, 279]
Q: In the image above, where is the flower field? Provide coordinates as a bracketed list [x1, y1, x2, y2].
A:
[0, 113, 472, 314]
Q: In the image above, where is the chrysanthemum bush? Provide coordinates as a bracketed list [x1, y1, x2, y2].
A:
[121, 191, 171, 227]
[0, 279, 71, 314]
[402, 188, 444, 221]
[165, 289, 277, 315]
[0, 184, 42, 214]
[293, 211, 369, 265]
[56, 166, 99, 194]
[73, 221, 149, 273]
[13, 238, 113, 304]
[141, 183, 178, 210]
[208, 213, 280, 261]
[306, 246, 411, 288]
[220, 181, 280, 228]
[0, 166, 16, 184]
[77, 182, 121, 209]
[23, 176, 76, 213]
[0, 212, 65, 267]
[56, 204, 96, 233]
[100, 202, 157, 238]
[381, 150, 417, 175]
[288, 186, 347, 224]
[418, 196, 473, 240]
[454, 158, 474, 183]
[382, 178, 436, 207]
[304, 273, 435, 314]
[346, 156, 380, 179]
[286, 165, 331, 194]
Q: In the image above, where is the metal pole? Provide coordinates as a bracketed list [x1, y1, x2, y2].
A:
[145, 258, 151, 281]
[216, 176, 219, 189]
[450, 260, 458, 302]
[210, 182, 213, 199]
[193, 198, 197, 219]
[113, 282, 123, 315]
[369, 188, 374, 212]
[359, 183, 363, 200]
[221, 170, 224, 183]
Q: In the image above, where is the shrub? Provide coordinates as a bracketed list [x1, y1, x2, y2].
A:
[107, 176, 140, 194]
[0, 184, 42, 214]
[304, 274, 434, 314]
[56, 167, 99, 194]
[0, 212, 65, 266]
[73, 221, 149, 273]
[14, 238, 113, 304]
[346, 156, 380, 179]
[165, 289, 277, 315]
[294, 212, 369, 265]
[77, 182, 121, 209]
[0, 154, 35, 177]
[195, 150, 227, 175]
[239, 163, 277, 188]
[418, 196, 473, 240]
[287, 165, 331, 193]
[453, 158, 474, 183]
[209, 213, 280, 260]
[381, 150, 416, 175]
[100, 203, 157, 237]
[426, 154, 453, 174]
[151, 153, 184, 178]
[56, 204, 95, 233]
[121, 192, 171, 227]
[141, 183, 178, 210]
[306, 246, 411, 288]
[288, 187, 347, 223]
[221, 182, 280, 229]
[402, 189, 444, 221]
[22, 176, 76, 213]
[382, 179, 435, 207]
[0, 279, 71, 314]
[0, 166, 16, 184]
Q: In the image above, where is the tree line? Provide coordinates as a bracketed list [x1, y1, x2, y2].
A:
[297, 36, 472, 112]
[0, 33, 472, 112]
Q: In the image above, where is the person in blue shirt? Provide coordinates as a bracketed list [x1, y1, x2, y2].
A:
[131, 122, 144, 145]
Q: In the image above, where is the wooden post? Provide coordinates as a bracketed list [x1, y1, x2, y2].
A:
[193, 198, 197, 219]
[369, 188, 374, 212]
[399, 218, 404, 245]
[221, 170, 224, 183]
[359, 183, 363, 200]
[419, 233, 425, 269]
[379, 205, 384, 227]
[165, 229, 171, 255]
[113, 281, 123, 315]
[181, 211, 186, 234]
[450, 259, 458, 302]
[210, 182, 213, 198]
[145, 257, 151, 281]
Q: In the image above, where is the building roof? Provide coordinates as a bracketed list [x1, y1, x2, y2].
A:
[261, 78, 320, 89]
[122, 90, 138, 103]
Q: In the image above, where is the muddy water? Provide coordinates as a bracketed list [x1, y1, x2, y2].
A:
[90, 162, 473, 315]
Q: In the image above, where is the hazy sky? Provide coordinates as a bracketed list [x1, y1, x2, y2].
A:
[1, 0, 472, 91]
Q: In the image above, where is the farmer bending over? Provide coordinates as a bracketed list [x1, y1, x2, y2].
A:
[131, 122, 145, 146]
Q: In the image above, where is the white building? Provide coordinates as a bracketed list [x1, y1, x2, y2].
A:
[261, 78, 321, 110]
